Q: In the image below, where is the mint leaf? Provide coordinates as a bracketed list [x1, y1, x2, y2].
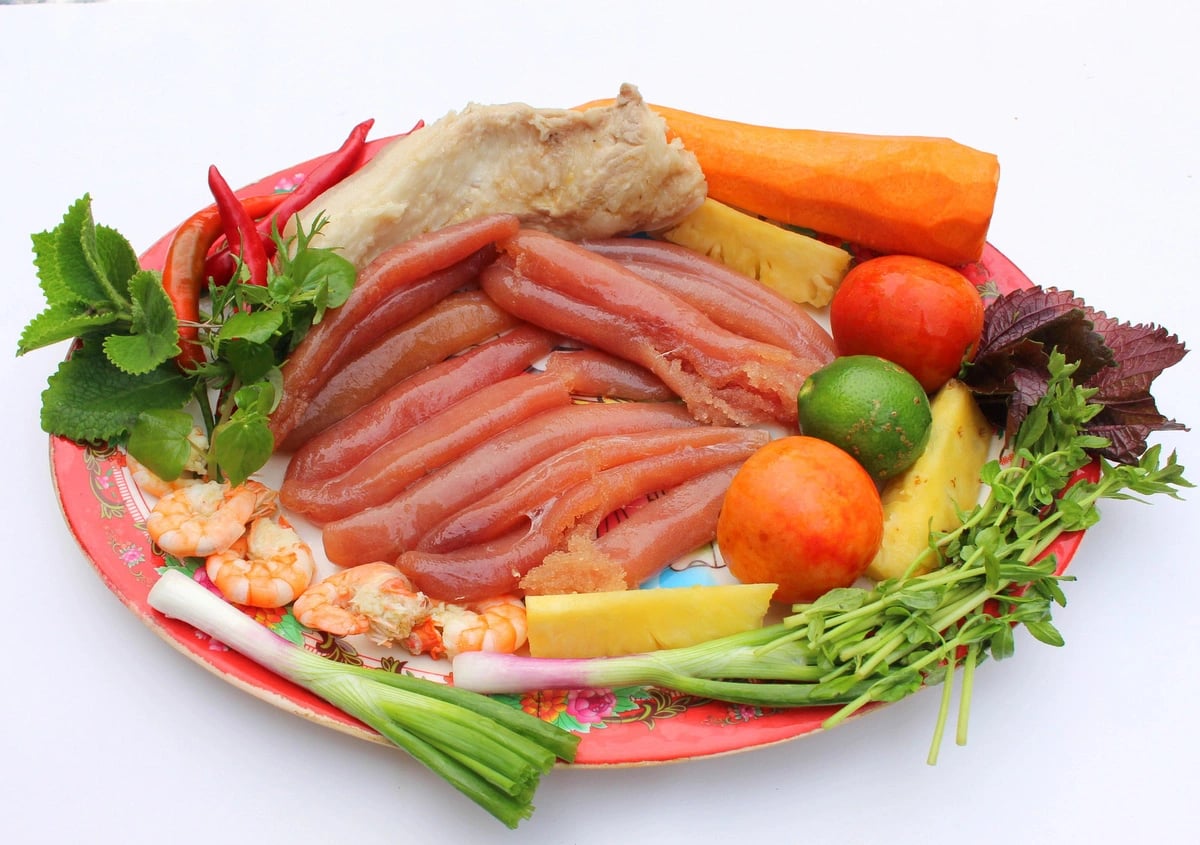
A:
[53, 195, 118, 308]
[128, 270, 177, 337]
[40, 340, 193, 442]
[97, 223, 142, 294]
[21, 198, 147, 357]
[103, 271, 181, 374]
[17, 302, 123, 355]
[24, 195, 362, 490]
[126, 408, 197, 481]
[81, 201, 120, 301]
[31, 229, 70, 306]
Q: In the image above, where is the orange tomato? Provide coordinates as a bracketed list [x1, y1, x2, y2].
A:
[717, 436, 884, 604]
[829, 255, 985, 392]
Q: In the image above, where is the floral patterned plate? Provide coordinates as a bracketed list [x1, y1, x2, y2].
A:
[49, 138, 1090, 767]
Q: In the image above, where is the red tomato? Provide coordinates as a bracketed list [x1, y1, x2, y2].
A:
[829, 255, 985, 392]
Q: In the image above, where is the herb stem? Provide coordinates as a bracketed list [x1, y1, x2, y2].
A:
[929, 584, 995, 633]
[927, 653, 957, 765]
[845, 619, 914, 673]
[957, 642, 979, 747]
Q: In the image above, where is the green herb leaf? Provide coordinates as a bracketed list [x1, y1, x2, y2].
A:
[988, 623, 1016, 661]
[102, 270, 180, 374]
[1024, 620, 1065, 647]
[96, 223, 142, 292]
[222, 340, 279, 387]
[210, 414, 274, 487]
[48, 195, 115, 307]
[40, 339, 193, 442]
[217, 309, 285, 345]
[287, 248, 356, 313]
[895, 588, 941, 611]
[126, 408, 198, 481]
[82, 213, 136, 307]
[20, 199, 144, 357]
[22, 197, 362, 487]
[17, 302, 123, 355]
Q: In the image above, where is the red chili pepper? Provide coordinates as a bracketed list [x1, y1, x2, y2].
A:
[200, 118, 384, 278]
[162, 193, 287, 370]
[208, 165, 271, 288]
[201, 247, 239, 289]
[257, 117, 377, 243]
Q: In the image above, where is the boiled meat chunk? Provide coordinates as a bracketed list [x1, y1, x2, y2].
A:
[292, 84, 707, 268]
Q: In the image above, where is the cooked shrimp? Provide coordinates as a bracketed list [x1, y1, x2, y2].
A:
[437, 595, 528, 659]
[205, 516, 316, 608]
[292, 562, 435, 648]
[403, 617, 448, 661]
[125, 428, 210, 498]
[146, 479, 276, 558]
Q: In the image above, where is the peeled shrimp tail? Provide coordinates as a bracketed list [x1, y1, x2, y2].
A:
[439, 595, 528, 658]
[146, 480, 276, 558]
[204, 515, 315, 609]
[292, 562, 434, 650]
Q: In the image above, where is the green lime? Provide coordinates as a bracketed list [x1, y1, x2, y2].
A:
[796, 355, 932, 482]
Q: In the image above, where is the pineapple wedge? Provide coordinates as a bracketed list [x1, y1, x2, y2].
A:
[525, 583, 776, 658]
[865, 379, 994, 582]
[660, 197, 851, 307]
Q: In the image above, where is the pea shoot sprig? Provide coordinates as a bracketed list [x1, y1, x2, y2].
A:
[453, 352, 1192, 760]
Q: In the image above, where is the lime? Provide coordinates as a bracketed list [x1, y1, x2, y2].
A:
[796, 355, 932, 482]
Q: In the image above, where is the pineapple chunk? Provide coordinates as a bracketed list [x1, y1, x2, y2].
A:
[866, 379, 994, 581]
[525, 583, 776, 658]
[660, 197, 851, 307]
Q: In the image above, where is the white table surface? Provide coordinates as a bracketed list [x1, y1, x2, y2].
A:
[2, 1, 1197, 842]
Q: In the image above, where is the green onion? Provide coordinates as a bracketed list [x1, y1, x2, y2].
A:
[147, 569, 578, 828]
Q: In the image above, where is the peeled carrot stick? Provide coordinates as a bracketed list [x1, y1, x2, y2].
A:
[576, 99, 1000, 266]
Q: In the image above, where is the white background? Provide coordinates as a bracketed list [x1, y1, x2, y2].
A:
[2, 1, 1197, 843]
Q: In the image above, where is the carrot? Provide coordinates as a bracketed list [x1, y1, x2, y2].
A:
[577, 98, 1000, 266]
